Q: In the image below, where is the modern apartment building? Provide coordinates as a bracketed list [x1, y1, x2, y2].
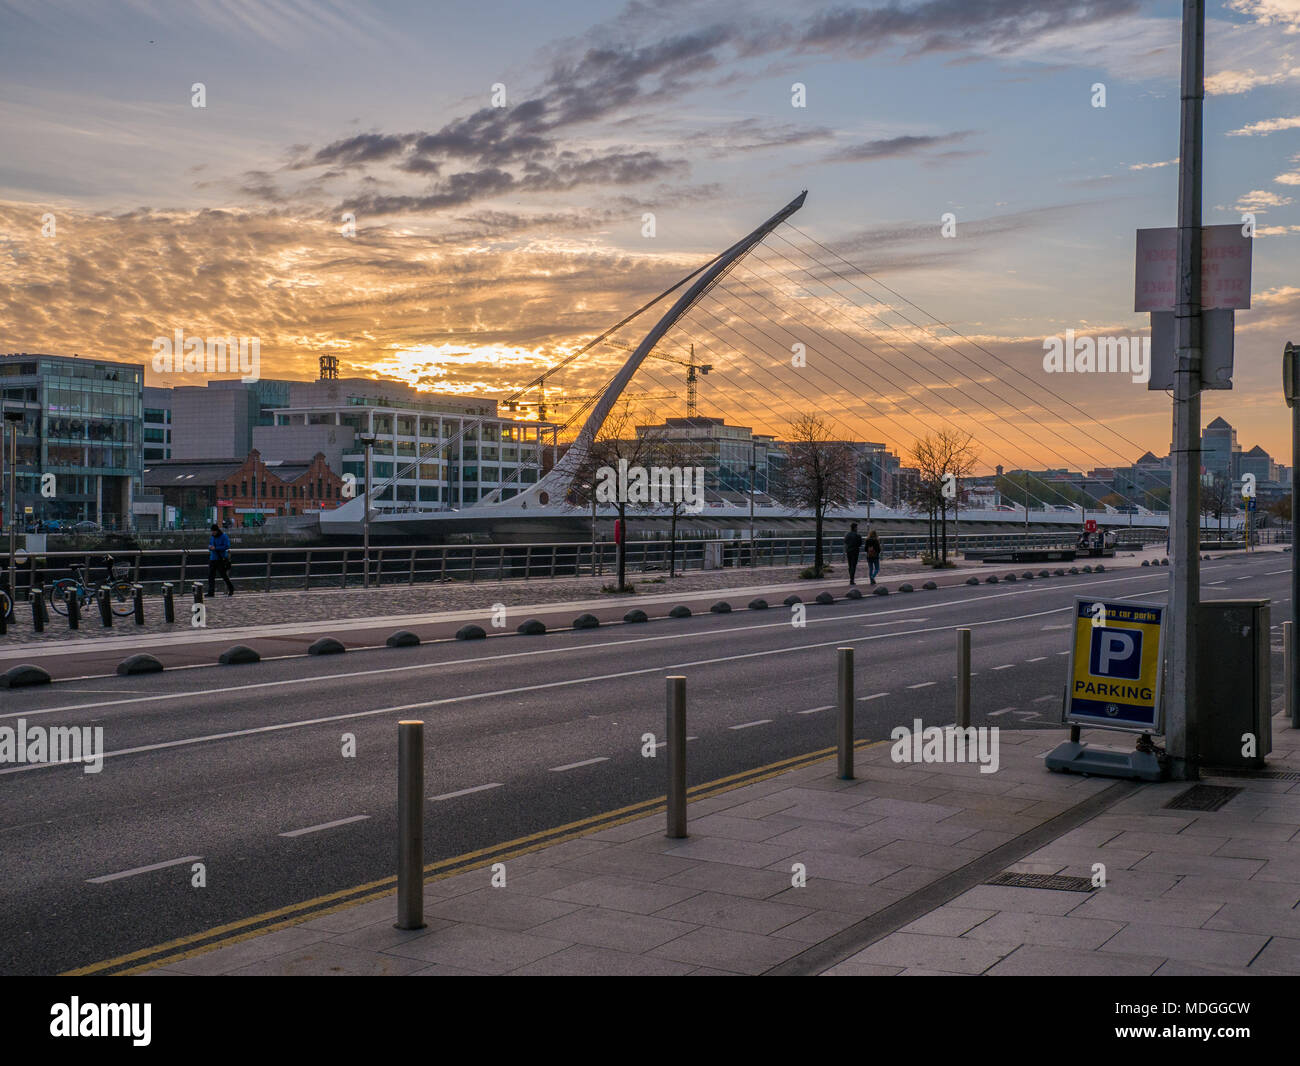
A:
[0, 353, 143, 529]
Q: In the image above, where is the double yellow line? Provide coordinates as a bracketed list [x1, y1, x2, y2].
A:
[65, 739, 881, 976]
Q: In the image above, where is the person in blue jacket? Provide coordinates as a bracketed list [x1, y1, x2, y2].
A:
[208, 523, 235, 596]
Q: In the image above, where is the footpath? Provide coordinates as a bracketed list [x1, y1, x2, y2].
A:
[136, 716, 1300, 977]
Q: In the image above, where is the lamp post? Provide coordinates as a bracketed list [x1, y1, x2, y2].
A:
[358, 433, 377, 589]
[749, 439, 756, 567]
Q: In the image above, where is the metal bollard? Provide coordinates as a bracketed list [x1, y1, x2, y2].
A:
[837, 647, 854, 779]
[162, 583, 175, 624]
[132, 584, 145, 625]
[192, 582, 204, 606]
[666, 675, 687, 839]
[395, 720, 426, 931]
[30, 590, 45, 633]
[97, 586, 112, 627]
[0, 593, 6, 635]
[66, 587, 79, 629]
[956, 628, 971, 728]
[1287, 621, 1297, 728]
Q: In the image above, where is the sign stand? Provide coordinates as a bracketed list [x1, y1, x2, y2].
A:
[1045, 597, 1169, 781]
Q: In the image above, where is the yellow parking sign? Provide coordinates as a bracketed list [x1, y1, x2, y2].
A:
[1066, 598, 1165, 733]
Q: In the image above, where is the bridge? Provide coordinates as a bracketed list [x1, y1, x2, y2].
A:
[319, 190, 1173, 539]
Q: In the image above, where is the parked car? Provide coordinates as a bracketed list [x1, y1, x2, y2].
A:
[72, 520, 100, 532]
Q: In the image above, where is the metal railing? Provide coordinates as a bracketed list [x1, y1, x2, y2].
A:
[0, 528, 1196, 602]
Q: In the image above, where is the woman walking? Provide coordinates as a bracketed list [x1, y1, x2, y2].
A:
[864, 526, 882, 585]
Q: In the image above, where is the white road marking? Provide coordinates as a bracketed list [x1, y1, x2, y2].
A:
[1033, 694, 1057, 703]
[1267, 569, 1290, 575]
[549, 757, 608, 772]
[797, 705, 832, 715]
[907, 681, 936, 689]
[992, 664, 1015, 671]
[429, 783, 503, 801]
[989, 707, 1016, 716]
[730, 719, 772, 730]
[1026, 656, 1047, 662]
[280, 815, 370, 838]
[1057, 651, 1070, 656]
[87, 855, 202, 884]
[858, 692, 889, 701]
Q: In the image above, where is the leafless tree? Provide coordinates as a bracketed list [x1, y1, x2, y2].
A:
[908, 429, 979, 564]
[776, 414, 858, 577]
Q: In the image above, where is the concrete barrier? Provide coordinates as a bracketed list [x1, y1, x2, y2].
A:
[387, 630, 421, 647]
[219, 645, 261, 665]
[309, 636, 347, 655]
[572, 613, 600, 630]
[815, 592, 834, 605]
[117, 653, 163, 676]
[455, 624, 487, 640]
[710, 601, 732, 613]
[669, 605, 692, 618]
[1, 664, 51, 688]
[622, 610, 647, 625]
[748, 598, 769, 610]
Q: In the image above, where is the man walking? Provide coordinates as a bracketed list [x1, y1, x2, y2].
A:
[844, 522, 863, 585]
[864, 526, 882, 586]
[208, 523, 235, 597]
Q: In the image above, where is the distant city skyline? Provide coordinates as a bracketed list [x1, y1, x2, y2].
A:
[2, 0, 1299, 470]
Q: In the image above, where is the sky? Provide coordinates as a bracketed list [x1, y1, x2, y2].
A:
[1, 0, 1298, 478]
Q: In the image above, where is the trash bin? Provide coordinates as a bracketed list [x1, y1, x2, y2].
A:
[1196, 599, 1272, 769]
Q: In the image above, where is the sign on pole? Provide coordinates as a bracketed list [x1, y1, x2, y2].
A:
[1066, 598, 1166, 734]
[1135, 225, 1252, 311]
[1085, 519, 1097, 533]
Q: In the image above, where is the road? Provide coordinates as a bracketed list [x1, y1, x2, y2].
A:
[0, 549, 1291, 974]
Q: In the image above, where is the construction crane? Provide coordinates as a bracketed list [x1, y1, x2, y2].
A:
[605, 341, 712, 418]
[505, 388, 677, 424]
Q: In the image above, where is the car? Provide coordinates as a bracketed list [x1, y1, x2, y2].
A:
[72, 520, 100, 532]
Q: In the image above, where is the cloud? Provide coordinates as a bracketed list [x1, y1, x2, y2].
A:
[1277, 154, 1300, 185]
[825, 131, 974, 163]
[1129, 158, 1178, 170]
[1228, 0, 1300, 32]
[1206, 67, 1300, 94]
[1234, 189, 1295, 211]
[1228, 115, 1300, 136]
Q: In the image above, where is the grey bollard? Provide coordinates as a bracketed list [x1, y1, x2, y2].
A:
[395, 720, 426, 931]
[97, 586, 112, 627]
[66, 587, 79, 629]
[956, 628, 971, 728]
[133, 584, 145, 625]
[192, 582, 204, 606]
[30, 590, 45, 633]
[1287, 621, 1297, 729]
[666, 676, 687, 839]
[162, 583, 175, 623]
[837, 647, 854, 779]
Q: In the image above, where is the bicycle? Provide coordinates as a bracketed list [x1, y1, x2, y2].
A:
[0, 586, 11, 623]
[48, 555, 136, 617]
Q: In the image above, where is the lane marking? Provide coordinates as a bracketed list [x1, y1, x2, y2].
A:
[992, 664, 1015, 671]
[989, 707, 1017, 717]
[797, 705, 832, 715]
[1026, 656, 1047, 663]
[549, 757, 608, 772]
[3, 571, 1199, 720]
[87, 855, 202, 885]
[906, 681, 936, 690]
[730, 719, 772, 730]
[1056, 651, 1070, 656]
[858, 692, 889, 702]
[1267, 569, 1290, 575]
[429, 783, 503, 801]
[1033, 694, 1057, 703]
[279, 815, 369, 838]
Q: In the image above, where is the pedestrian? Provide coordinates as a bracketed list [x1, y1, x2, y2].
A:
[844, 522, 863, 585]
[864, 526, 882, 585]
[208, 523, 235, 597]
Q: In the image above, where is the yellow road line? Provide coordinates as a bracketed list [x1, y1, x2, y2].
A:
[68, 739, 881, 976]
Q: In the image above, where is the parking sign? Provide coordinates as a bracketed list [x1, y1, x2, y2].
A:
[1066, 598, 1165, 733]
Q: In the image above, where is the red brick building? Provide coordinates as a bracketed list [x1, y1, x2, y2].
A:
[215, 450, 344, 527]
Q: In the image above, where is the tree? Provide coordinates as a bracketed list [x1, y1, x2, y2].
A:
[572, 401, 664, 592]
[776, 414, 858, 577]
[644, 433, 704, 578]
[908, 429, 979, 564]
[1200, 473, 1234, 535]
[1269, 495, 1291, 522]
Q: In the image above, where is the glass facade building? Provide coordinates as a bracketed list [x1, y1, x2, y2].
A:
[1, 354, 144, 529]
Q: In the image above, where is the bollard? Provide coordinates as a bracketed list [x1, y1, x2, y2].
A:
[66, 587, 79, 629]
[395, 720, 426, 931]
[30, 591, 45, 633]
[837, 647, 854, 779]
[0, 594, 6, 636]
[192, 582, 204, 606]
[956, 628, 971, 728]
[132, 584, 145, 625]
[1288, 621, 1297, 728]
[162, 582, 175, 624]
[98, 586, 112, 627]
[666, 676, 687, 839]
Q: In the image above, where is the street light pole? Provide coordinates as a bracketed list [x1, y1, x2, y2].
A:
[749, 439, 756, 567]
[1167, 0, 1206, 780]
[5, 414, 18, 601]
[359, 433, 377, 589]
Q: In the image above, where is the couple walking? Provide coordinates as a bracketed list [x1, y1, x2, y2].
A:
[844, 522, 880, 586]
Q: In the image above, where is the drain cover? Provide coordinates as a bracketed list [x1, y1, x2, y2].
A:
[1202, 768, 1300, 782]
[1164, 784, 1242, 811]
[984, 872, 1095, 893]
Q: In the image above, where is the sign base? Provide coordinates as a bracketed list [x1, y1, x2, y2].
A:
[1044, 740, 1166, 782]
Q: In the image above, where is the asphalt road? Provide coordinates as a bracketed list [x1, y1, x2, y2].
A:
[0, 549, 1291, 974]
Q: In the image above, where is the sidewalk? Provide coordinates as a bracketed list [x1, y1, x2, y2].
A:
[138, 713, 1300, 976]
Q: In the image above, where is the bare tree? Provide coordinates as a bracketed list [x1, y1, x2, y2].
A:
[776, 414, 858, 577]
[1200, 473, 1234, 536]
[644, 433, 704, 578]
[908, 429, 979, 564]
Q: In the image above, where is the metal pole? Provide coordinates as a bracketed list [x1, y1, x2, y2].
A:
[666, 676, 687, 839]
[1292, 362, 1299, 728]
[363, 441, 372, 590]
[1285, 620, 1295, 728]
[395, 720, 425, 930]
[837, 647, 854, 779]
[1167, 0, 1205, 780]
[6, 422, 16, 604]
[749, 439, 756, 566]
[956, 628, 971, 728]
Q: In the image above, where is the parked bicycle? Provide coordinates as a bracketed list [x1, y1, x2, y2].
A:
[0, 586, 11, 623]
[48, 555, 136, 617]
